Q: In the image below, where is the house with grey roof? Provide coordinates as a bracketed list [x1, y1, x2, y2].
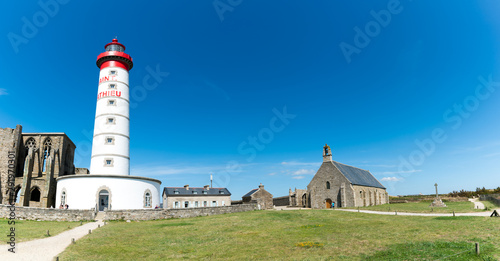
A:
[304, 144, 388, 209]
[162, 185, 231, 209]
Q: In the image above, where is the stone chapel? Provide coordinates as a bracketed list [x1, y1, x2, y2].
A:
[290, 144, 389, 209]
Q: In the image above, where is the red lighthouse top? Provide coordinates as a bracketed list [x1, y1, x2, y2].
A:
[96, 39, 133, 71]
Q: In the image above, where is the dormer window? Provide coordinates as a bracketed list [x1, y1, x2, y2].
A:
[174, 191, 179, 194]
[203, 191, 207, 195]
[193, 191, 198, 194]
[219, 190, 224, 194]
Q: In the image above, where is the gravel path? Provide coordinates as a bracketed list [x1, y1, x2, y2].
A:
[334, 208, 495, 216]
[469, 198, 486, 210]
[0, 220, 104, 261]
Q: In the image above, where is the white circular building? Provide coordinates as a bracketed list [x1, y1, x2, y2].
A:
[55, 39, 161, 210]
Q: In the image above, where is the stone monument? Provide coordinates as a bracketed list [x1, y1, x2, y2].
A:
[429, 183, 447, 207]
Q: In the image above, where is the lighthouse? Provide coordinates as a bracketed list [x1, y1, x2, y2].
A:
[56, 39, 161, 211]
[90, 39, 133, 175]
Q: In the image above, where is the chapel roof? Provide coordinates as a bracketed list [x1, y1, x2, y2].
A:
[331, 161, 386, 189]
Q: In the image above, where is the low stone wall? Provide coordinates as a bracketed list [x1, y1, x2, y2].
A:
[0, 205, 95, 221]
[103, 203, 258, 221]
[480, 194, 500, 206]
[273, 196, 289, 206]
[0, 203, 258, 222]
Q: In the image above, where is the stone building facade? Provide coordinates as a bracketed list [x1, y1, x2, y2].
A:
[302, 144, 388, 209]
[0, 125, 78, 208]
[163, 185, 231, 209]
[242, 184, 273, 209]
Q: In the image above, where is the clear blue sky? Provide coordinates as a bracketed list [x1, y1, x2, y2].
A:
[1, 0, 500, 199]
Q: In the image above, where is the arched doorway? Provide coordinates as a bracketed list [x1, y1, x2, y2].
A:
[98, 189, 109, 211]
[302, 194, 307, 208]
[325, 198, 332, 209]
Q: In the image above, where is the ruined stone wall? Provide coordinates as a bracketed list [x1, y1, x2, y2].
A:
[104, 203, 258, 221]
[0, 125, 22, 205]
[75, 168, 90, 174]
[0, 204, 95, 221]
[289, 188, 307, 207]
[15, 133, 76, 208]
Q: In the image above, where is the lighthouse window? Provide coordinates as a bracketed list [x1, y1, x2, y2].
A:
[105, 137, 114, 145]
[109, 84, 116, 89]
[107, 117, 115, 124]
[104, 158, 113, 167]
[109, 70, 116, 75]
[107, 99, 116, 106]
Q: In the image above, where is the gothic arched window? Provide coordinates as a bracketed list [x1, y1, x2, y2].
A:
[42, 138, 52, 172]
[326, 181, 331, 189]
[25, 137, 36, 149]
[30, 187, 41, 202]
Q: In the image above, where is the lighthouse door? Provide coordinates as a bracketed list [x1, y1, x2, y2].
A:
[98, 190, 109, 211]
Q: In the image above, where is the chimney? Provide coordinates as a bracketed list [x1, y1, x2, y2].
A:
[204, 185, 209, 190]
[259, 183, 264, 189]
[184, 185, 189, 190]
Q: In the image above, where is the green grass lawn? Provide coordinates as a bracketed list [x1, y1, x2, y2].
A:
[348, 200, 497, 213]
[0, 219, 88, 243]
[59, 210, 500, 260]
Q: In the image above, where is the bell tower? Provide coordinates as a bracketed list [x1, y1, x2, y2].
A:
[323, 144, 332, 162]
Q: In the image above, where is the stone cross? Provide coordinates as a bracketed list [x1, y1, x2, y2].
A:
[434, 183, 438, 198]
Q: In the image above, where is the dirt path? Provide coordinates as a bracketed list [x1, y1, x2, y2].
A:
[0, 220, 104, 261]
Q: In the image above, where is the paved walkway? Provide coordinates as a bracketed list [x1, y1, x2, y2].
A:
[0, 219, 104, 261]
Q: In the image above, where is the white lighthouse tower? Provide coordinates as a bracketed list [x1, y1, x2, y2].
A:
[55, 39, 161, 211]
[90, 39, 132, 175]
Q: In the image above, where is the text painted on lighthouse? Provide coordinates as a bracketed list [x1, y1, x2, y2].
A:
[97, 90, 122, 100]
[99, 75, 117, 84]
